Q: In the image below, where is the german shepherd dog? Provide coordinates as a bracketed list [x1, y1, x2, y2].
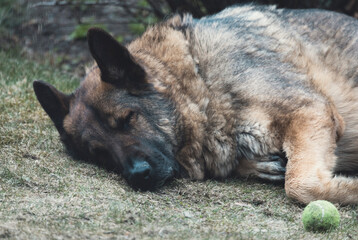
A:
[34, 5, 358, 204]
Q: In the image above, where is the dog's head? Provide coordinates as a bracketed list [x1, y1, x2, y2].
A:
[33, 28, 181, 190]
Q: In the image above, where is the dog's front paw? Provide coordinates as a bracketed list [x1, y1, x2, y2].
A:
[254, 155, 286, 182]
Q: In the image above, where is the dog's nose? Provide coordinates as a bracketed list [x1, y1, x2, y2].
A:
[128, 160, 152, 190]
[131, 160, 151, 180]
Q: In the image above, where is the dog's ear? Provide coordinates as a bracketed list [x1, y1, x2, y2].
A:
[87, 28, 148, 93]
[33, 80, 71, 134]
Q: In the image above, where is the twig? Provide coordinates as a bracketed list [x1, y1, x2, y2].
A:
[146, 0, 166, 18]
[44, 20, 143, 29]
[30, 0, 152, 12]
[121, 1, 136, 17]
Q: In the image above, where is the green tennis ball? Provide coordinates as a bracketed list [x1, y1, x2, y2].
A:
[302, 200, 340, 232]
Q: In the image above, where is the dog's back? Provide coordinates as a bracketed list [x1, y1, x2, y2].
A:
[184, 5, 358, 175]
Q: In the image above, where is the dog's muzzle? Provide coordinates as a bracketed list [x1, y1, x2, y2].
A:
[127, 159, 152, 188]
[125, 156, 176, 191]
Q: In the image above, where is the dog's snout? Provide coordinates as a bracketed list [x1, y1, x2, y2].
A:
[130, 160, 152, 180]
[127, 159, 153, 190]
[121, 147, 177, 191]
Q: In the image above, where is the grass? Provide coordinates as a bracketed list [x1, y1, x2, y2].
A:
[1, 50, 358, 239]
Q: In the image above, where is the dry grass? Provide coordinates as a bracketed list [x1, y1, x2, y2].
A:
[1, 50, 358, 239]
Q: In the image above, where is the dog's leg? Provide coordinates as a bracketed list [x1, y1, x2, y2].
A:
[283, 103, 358, 204]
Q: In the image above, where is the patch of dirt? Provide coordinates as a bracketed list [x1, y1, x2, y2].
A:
[14, 0, 139, 76]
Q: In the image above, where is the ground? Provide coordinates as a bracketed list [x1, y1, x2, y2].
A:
[1, 1, 358, 240]
[3, 0, 141, 76]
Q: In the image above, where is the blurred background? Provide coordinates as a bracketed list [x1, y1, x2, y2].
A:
[1, 0, 358, 76]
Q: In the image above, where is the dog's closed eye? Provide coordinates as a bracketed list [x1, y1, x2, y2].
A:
[117, 111, 137, 131]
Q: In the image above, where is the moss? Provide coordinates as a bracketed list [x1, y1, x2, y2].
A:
[69, 23, 108, 40]
[129, 23, 146, 35]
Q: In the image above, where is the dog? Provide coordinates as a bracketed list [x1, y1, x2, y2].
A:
[33, 4, 358, 204]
